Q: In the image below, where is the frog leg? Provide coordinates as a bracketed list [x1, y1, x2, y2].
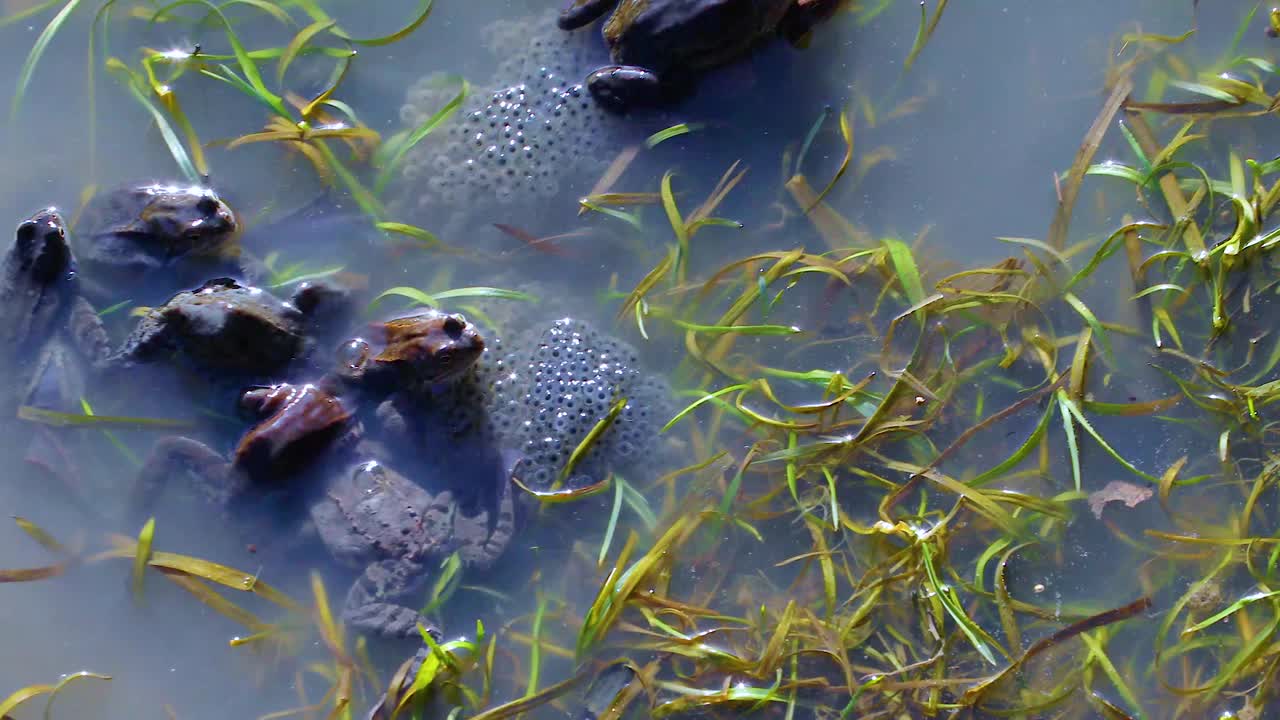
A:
[557, 0, 619, 30]
[455, 474, 515, 572]
[343, 558, 441, 639]
[96, 312, 173, 372]
[66, 295, 113, 366]
[128, 436, 243, 524]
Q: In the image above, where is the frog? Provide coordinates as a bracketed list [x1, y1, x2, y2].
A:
[127, 382, 361, 523]
[98, 277, 334, 378]
[0, 208, 115, 501]
[0, 209, 112, 415]
[558, 0, 841, 112]
[333, 309, 487, 401]
[310, 458, 514, 639]
[73, 183, 252, 304]
[122, 302, 488, 515]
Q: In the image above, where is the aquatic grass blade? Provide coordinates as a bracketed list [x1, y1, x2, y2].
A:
[660, 384, 747, 427]
[131, 518, 155, 602]
[17, 404, 192, 429]
[9, 0, 84, 123]
[421, 553, 461, 616]
[374, 77, 468, 195]
[598, 478, 626, 567]
[919, 542, 1000, 665]
[375, 221, 445, 250]
[556, 398, 626, 488]
[277, 18, 336, 86]
[432, 287, 538, 303]
[903, 0, 948, 71]
[0, 0, 65, 29]
[105, 59, 202, 183]
[13, 517, 68, 555]
[645, 123, 703, 148]
[881, 236, 926, 306]
[525, 594, 547, 697]
[192, 0, 289, 117]
[333, 0, 433, 46]
[669, 319, 799, 336]
[1056, 390, 1160, 484]
[805, 110, 853, 212]
[1063, 292, 1114, 363]
[0, 684, 54, 718]
[1181, 590, 1280, 635]
[1059, 394, 1083, 492]
[1078, 632, 1146, 720]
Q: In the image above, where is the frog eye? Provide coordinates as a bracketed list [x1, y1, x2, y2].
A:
[442, 315, 466, 338]
[196, 196, 221, 217]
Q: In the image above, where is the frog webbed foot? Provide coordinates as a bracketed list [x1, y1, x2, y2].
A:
[343, 558, 440, 639]
[557, 0, 619, 30]
[585, 65, 667, 114]
[454, 477, 515, 572]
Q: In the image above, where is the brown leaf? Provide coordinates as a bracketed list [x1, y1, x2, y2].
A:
[1088, 480, 1153, 518]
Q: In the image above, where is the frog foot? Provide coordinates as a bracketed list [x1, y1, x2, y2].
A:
[453, 477, 515, 572]
[585, 65, 665, 114]
[343, 558, 442, 640]
[558, 0, 619, 30]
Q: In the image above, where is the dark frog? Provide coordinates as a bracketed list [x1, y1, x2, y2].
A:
[311, 459, 514, 639]
[559, 0, 840, 112]
[73, 183, 246, 303]
[100, 277, 335, 378]
[0, 208, 115, 496]
[0, 209, 111, 415]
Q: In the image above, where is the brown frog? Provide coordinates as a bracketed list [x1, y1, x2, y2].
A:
[334, 309, 486, 399]
[311, 459, 514, 639]
[99, 277, 329, 377]
[73, 183, 248, 303]
[559, 0, 840, 112]
[128, 382, 360, 522]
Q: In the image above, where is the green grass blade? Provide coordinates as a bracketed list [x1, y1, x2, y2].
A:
[598, 477, 625, 566]
[131, 518, 155, 602]
[881, 236, 926, 306]
[432, 286, 538, 303]
[9, 0, 84, 123]
[645, 123, 703, 148]
[333, 0, 433, 46]
[276, 18, 335, 86]
[374, 77, 468, 195]
[368, 286, 440, 309]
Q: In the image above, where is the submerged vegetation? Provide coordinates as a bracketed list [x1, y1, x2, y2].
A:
[8, 1, 1280, 720]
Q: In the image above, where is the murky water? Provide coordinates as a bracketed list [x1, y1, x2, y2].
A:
[0, 1, 1276, 718]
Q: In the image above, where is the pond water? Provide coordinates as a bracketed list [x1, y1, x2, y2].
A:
[1, 1, 1278, 718]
